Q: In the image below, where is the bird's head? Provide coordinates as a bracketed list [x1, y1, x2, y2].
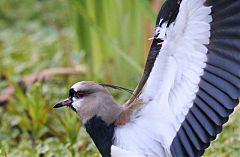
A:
[54, 81, 122, 124]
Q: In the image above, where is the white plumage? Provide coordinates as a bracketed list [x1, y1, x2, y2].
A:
[113, 0, 212, 156]
[111, 146, 146, 157]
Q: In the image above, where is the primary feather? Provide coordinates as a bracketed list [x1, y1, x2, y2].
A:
[113, 0, 240, 157]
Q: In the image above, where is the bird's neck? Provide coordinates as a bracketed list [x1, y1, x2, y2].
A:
[84, 116, 115, 157]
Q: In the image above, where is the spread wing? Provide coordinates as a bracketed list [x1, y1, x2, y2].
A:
[114, 0, 240, 156]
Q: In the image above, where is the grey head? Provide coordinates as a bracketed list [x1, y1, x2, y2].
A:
[54, 81, 122, 125]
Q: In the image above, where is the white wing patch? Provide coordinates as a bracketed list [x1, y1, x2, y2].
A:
[111, 146, 146, 157]
[114, 0, 212, 156]
[155, 21, 168, 40]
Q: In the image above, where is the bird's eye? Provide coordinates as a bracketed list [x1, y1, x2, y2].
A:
[75, 92, 85, 98]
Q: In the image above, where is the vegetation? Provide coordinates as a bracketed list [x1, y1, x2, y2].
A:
[0, 0, 239, 156]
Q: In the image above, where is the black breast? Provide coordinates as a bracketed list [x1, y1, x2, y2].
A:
[84, 116, 115, 157]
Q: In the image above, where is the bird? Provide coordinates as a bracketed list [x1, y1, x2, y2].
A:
[53, 0, 240, 156]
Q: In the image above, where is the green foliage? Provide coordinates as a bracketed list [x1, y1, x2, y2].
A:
[70, 0, 156, 87]
[204, 109, 240, 157]
[0, 0, 239, 157]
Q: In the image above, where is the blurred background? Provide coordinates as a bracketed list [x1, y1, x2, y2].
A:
[0, 0, 239, 156]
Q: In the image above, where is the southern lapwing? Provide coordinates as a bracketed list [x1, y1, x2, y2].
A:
[54, 0, 240, 156]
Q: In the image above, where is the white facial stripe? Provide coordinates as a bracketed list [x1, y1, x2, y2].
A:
[71, 82, 83, 92]
[72, 97, 83, 110]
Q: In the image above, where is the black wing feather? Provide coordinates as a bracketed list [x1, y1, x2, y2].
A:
[170, 0, 240, 156]
[127, 0, 181, 105]
[195, 96, 222, 126]
[202, 71, 239, 99]
[197, 89, 232, 118]
[205, 64, 240, 89]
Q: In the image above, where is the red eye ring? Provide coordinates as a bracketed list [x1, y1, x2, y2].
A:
[75, 92, 85, 98]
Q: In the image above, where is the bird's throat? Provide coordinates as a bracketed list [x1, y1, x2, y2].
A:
[84, 116, 115, 157]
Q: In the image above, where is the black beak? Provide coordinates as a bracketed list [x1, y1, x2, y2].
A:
[53, 97, 73, 108]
